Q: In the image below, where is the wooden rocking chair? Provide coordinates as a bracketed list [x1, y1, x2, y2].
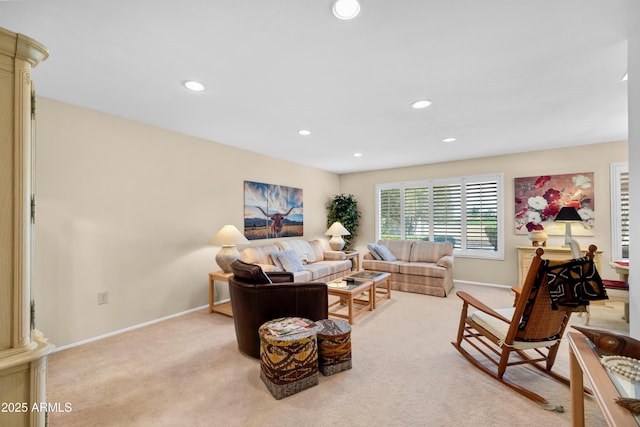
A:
[451, 245, 604, 408]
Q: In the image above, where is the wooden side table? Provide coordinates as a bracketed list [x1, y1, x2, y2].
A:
[209, 271, 233, 317]
[344, 251, 360, 271]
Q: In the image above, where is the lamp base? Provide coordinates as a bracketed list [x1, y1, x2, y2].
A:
[329, 236, 345, 251]
[216, 245, 240, 273]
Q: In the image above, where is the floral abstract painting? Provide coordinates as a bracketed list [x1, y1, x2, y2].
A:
[514, 172, 594, 235]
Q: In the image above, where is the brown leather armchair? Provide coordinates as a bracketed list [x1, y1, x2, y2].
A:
[228, 260, 329, 358]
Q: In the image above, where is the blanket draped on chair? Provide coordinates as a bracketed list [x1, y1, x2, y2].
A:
[543, 256, 608, 310]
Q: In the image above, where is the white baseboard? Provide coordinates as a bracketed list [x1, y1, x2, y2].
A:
[52, 304, 209, 353]
[454, 280, 511, 289]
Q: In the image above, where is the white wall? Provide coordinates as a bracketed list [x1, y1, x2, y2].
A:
[34, 98, 340, 348]
[340, 141, 628, 287]
[629, 2, 639, 338]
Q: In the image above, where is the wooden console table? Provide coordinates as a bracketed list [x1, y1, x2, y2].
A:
[517, 246, 602, 287]
[567, 332, 638, 426]
[209, 271, 233, 317]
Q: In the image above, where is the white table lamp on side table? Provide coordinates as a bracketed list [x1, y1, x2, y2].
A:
[209, 224, 249, 273]
[325, 221, 351, 251]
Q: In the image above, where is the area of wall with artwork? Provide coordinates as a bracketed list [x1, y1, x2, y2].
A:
[514, 172, 594, 236]
[244, 181, 303, 240]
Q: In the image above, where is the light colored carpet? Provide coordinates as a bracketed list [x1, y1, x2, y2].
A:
[47, 283, 629, 426]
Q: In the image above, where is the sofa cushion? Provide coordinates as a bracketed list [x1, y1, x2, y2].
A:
[307, 240, 325, 263]
[303, 263, 333, 280]
[410, 241, 453, 263]
[241, 243, 279, 265]
[292, 270, 313, 282]
[378, 239, 412, 261]
[313, 260, 352, 275]
[398, 262, 446, 278]
[274, 250, 306, 272]
[230, 260, 272, 284]
[361, 259, 401, 273]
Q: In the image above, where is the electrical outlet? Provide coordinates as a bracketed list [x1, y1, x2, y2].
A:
[97, 291, 109, 305]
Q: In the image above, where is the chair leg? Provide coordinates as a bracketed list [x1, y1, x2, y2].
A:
[497, 347, 512, 379]
[455, 301, 469, 346]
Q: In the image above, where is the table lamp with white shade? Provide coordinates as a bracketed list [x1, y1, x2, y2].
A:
[554, 206, 583, 258]
[324, 221, 351, 251]
[209, 224, 250, 273]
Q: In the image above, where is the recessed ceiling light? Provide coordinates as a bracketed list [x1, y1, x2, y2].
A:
[298, 129, 311, 136]
[411, 99, 432, 109]
[183, 80, 205, 92]
[622, 72, 628, 82]
[333, 0, 361, 20]
[353, 152, 363, 157]
[442, 137, 457, 143]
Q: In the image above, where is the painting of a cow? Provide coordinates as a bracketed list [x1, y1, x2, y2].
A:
[244, 181, 303, 240]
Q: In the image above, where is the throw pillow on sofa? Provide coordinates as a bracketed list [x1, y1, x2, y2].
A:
[367, 243, 383, 260]
[270, 251, 285, 270]
[375, 244, 397, 261]
[277, 239, 318, 264]
[274, 250, 306, 272]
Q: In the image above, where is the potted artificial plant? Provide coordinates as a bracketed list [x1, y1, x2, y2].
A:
[326, 194, 360, 251]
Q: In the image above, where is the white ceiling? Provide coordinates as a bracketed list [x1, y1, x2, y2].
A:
[1, 0, 630, 174]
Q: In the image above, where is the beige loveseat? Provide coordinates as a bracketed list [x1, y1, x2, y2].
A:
[362, 239, 454, 297]
[240, 239, 352, 282]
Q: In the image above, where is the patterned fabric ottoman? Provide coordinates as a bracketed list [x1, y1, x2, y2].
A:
[259, 317, 320, 399]
[315, 319, 352, 376]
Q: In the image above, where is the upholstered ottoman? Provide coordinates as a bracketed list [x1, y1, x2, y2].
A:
[259, 317, 320, 399]
[315, 319, 352, 376]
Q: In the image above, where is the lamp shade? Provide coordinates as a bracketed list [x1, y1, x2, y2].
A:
[554, 206, 582, 222]
[209, 225, 250, 273]
[209, 225, 250, 246]
[324, 222, 351, 237]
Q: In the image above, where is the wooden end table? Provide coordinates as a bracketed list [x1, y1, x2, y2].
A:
[209, 271, 233, 317]
[343, 251, 360, 271]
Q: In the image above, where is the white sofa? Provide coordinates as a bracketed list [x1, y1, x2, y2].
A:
[240, 239, 352, 282]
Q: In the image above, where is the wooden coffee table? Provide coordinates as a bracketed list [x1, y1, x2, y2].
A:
[326, 278, 373, 325]
[346, 271, 391, 309]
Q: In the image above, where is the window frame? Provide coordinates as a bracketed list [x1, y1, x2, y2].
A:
[610, 162, 629, 261]
[375, 173, 504, 260]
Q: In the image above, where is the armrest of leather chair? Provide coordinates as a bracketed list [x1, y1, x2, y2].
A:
[267, 271, 295, 283]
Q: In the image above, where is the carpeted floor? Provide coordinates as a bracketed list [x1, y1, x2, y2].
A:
[46, 283, 630, 426]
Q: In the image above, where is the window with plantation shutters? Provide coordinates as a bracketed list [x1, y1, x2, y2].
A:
[404, 186, 430, 241]
[376, 173, 504, 259]
[611, 162, 629, 260]
[465, 180, 499, 251]
[432, 184, 462, 248]
[379, 187, 401, 239]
